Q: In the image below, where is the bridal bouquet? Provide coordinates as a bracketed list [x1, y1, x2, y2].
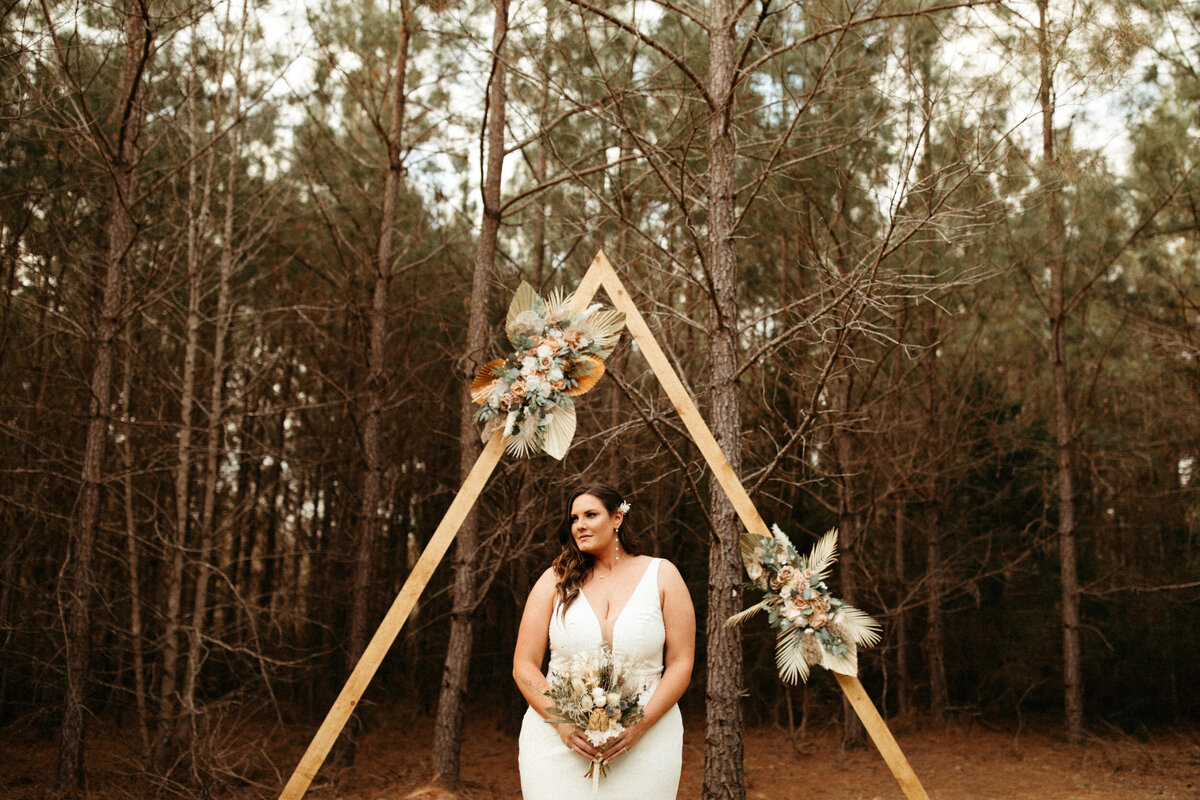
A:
[471, 281, 624, 459]
[543, 645, 646, 781]
[727, 526, 881, 684]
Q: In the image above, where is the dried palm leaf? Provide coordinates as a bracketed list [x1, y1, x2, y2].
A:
[544, 286, 574, 322]
[805, 528, 839, 583]
[724, 600, 768, 629]
[565, 355, 605, 396]
[831, 606, 882, 647]
[470, 359, 505, 404]
[819, 640, 858, 676]
[542, 402, 576, 461]
[506, 281, 538, 327]
[505, 414, 543, 458]
[505, 282, 541, 344]
[739, 532, 770, 569]
[574, 309, 626, 358]
[776, 627, 811, 685]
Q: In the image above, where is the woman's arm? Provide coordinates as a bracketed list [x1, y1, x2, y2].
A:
[512, 567, 556, 714]
[601, 559, 696, 761]
[512, 567, 605, 760]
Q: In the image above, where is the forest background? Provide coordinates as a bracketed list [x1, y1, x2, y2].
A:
[1, 0, 1198, 797]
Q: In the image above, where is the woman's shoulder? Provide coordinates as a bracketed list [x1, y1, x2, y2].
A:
[644, 554, 679, 573]
[629, 553, 663, 576]
[528, 566, 559, 599]
[649, 557, 688, 591]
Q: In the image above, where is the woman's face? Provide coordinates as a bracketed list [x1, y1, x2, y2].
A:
[569, 493, 623, 556]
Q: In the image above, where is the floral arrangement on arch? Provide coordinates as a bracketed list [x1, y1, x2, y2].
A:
[727, 526, 881, 684]
[471, 281, 624, 459]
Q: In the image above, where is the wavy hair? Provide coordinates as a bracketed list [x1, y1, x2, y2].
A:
[552, 483, 642, 615]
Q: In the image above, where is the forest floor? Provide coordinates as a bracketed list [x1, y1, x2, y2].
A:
[3, 711, 1198, 799]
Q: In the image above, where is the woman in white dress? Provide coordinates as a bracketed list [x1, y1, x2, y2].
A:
[513, 483, 696, 799]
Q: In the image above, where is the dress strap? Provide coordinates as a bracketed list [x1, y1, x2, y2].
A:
[647, 556, 662, 586]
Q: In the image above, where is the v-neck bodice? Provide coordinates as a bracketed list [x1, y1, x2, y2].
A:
[579, 558, 656, 648]
[548, 557, 665, 682]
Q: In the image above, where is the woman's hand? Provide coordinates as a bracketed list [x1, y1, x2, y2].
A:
[598, 721, 647, 764]
[556, 722, 603, 761]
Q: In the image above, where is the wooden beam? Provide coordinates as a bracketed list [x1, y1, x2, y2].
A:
[279, 432, 507, 799]
[589, 251, 772, 540]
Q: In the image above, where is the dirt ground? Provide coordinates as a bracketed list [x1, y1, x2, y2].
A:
[4, 713, 1198, 799]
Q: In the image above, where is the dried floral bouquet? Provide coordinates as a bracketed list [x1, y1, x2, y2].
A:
[543, 645, 646, 779]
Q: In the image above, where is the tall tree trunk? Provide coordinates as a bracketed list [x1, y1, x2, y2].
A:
[55, 1, 149, 790]
[832, 379, 865, 747]
[120, 328, 150, 756]
[181, 0, 249, 753]
[914, 47, 950, 726]
[431, 0, 506, 784]
[530, 22, 549, 290]
[921, 302, 948, 722]
[923, 502, 948, 720]
[157, 34, 216, 766]
[702, 1, 745, 797]
[342, 0, 412, 764]
[1038, 0, 1084, 745]
[262, 360, 292, 613]
[893, 500, 909, 717]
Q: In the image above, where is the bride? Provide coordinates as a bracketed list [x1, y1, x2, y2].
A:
[513, 483, 696, 799]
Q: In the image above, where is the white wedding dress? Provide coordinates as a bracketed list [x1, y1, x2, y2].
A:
[519, 557, 683, 800]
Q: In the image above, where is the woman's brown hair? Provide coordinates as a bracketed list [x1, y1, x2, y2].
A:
[552, 483, 642, 614]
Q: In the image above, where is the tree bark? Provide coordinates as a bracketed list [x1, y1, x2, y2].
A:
[530, 25, 549, 290]
[923, 502, 948, 720]
[893, 500, 909, 717]
[156, 32, 215, 767]
[119, 328, 150, 757]
[912, 48, 950, 725]
[1038, 0, 1084, 745]
[431, 0, 505, 785]
[181, 0, 248, 753]
[342, 0, 412, 764]
[921, 301, 948, 722]
[832, 378, 865, 747]
[702, 1, 745, 797]
[55, 0, 150, 790]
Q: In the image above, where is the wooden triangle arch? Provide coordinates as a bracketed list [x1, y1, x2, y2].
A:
[280, 250, 931, 799]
